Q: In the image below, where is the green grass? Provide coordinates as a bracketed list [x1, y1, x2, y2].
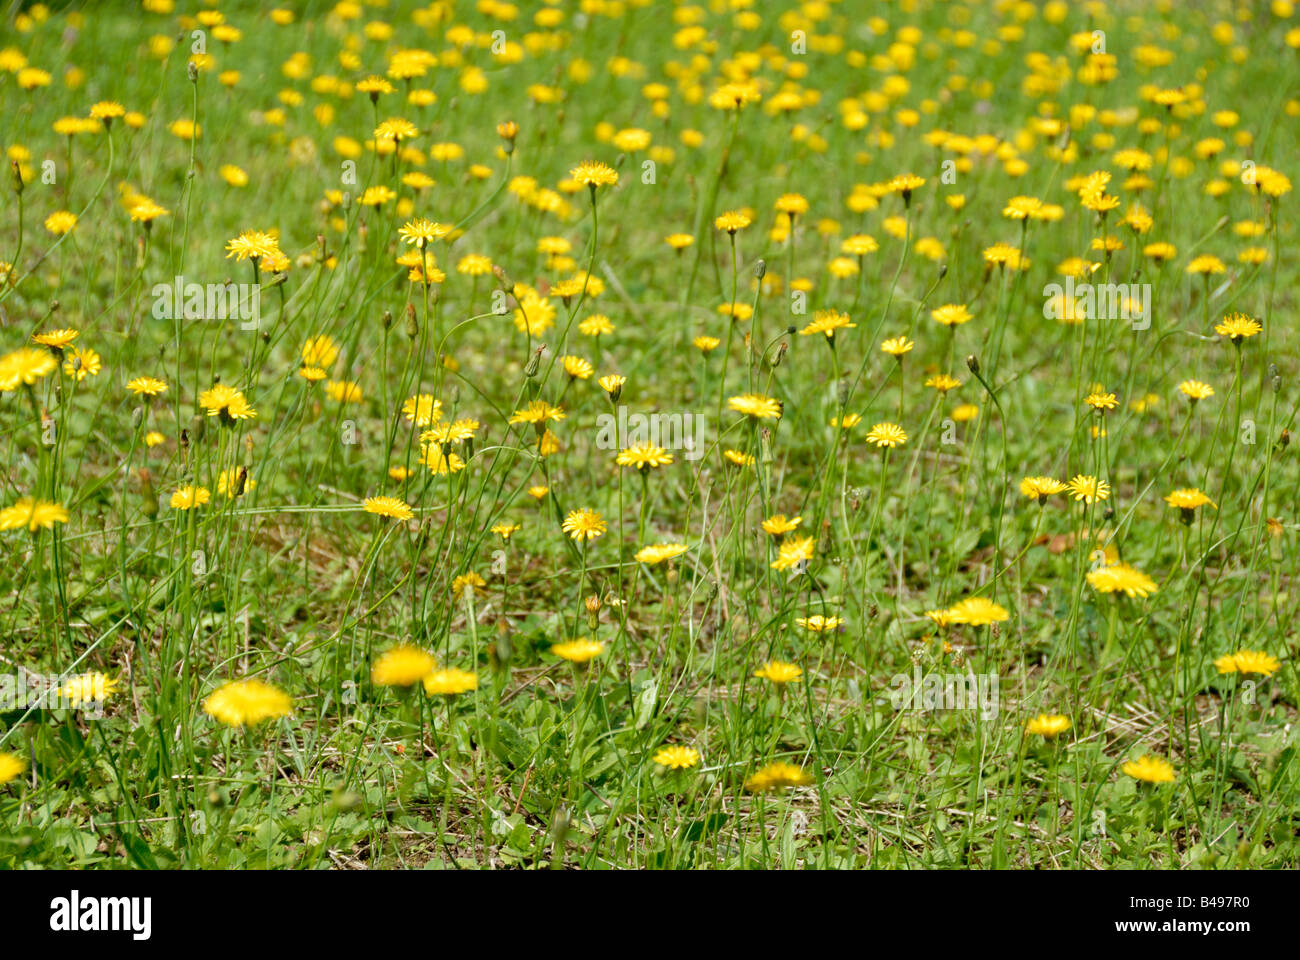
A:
[1, 0, 1299, 869]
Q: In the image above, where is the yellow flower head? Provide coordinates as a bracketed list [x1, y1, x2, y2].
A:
[372, 645, 436, 687]
[203, 679, 293, 727]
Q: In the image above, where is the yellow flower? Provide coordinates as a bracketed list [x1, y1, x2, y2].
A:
[1084, 391, 1118, 411]
[1019, 476, 1068, 502]
[1214, 312, 1262, 341]
[1067, 475, 1110, 503]
[0, 752, 27, 785]
[770, 535, 815, 571]
[0, 347, 59, 391]
[652, 745, 701, 770]
[1122, 755, 1175, 784]
[372, 645, 436, 687]
[452, 572, 487, 599]
[562, 508, 607, 541]
[127, 376, 168, 396]
[714, 210, 752, 233]
[795, 615, 843, 632]
[753, 660, 803, 684]
[0, 498, 69, 532]
[198, 383, 257, 421]
[58, 672, 120, 705]
[169, 486, 210, 510]
[1178, 379, 1214, 401]
[880, 336, 914, 357]
[364, 496, 413, 521]
[799, 309, 855, 339]
[635, 543, 689, 564]
[1025, 714, 1072, 738]
[761, 514, 802, 535]
[44, 210, 77, 235]
[865, 422, 907, 448]
[931, 304, 973, 326]
[551, 638, 605, 663]
[570, 160, 619, 188]
[745, 761, 813, 792]
[947, 596, 1010, 626]
[728, 393, 782, 420]
[423, 668, 479, 696]
[203, 679, 293, 727]
[1164, 488, 1216, 512]
[401, 393, 443, 426]
[1087, 563, 1159, 599]
[1214, 650, 1281, 677]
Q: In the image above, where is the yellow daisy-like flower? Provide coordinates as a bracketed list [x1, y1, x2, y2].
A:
[665, 233, 694, 250]
[32, 328, 79, 350]
[551, 638, 605, 663]
[865, 422, 908, 448]
[198, 383, 257, 421]
[300, 334, 339, 371]
[364, 496, 414, 521]
[582, 315, 617, 337]
[616, 444, 674, 471]
[1025, 714, 1072, 738]
[372, 645, 437, 687]
[1019, 476, 1068, 503]
[1214, 312, 1262, 342]
[58, 672, 120, 706]
[562, 508, 607, 541]
[799, 309, 855, 339]
[401, 393, 443, 427]
[0, 347, 59, 391]
[795, 615, 843, 632]
[169, 486, 211, 510]
[761, 514, 802, 535]
[397, 217, 451, 248]
[44, 210, 78, 235]
[1214, 650, 1281, 677]
[728, 393, 782, 420]
[1122, 755, 1175, 784]
[561, 355, 594, 380]
[0, 498, 70, 532]
[1084, 391, 1118, 411]
[714, 210, 752, 233]
[127, 375, 167, 396]
[931, 304, 973, 326]
[1067, 475, 1110, 503]
[1177, 379, 1213, 401]
[745, 761, 814, 793]
[203, 679, 293, 727]
[1164, 488, 1216, 511]
[925, 374, 962, 393]
[880, 336, 914, 357]
[946, 596, 1010, 626]
[224, 229, 280, 263]
[770, 535, 815, 572]
[0, 752, 25, 785]
[216, 467, 254, 499]
[694, 335, 721, 353]
[754, 660, 803, 684]
[635, 543, 689, 564]
[570, 160, 619, 189]
[652, 745, 701, 770]
[452, 572, 487, 599]
[1086, 563, 1159, 599]
[423, 668, 479, 696]
[1186, 254, 1226, 275]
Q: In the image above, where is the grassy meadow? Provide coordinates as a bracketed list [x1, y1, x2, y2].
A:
[1, 0, 1299, 869]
